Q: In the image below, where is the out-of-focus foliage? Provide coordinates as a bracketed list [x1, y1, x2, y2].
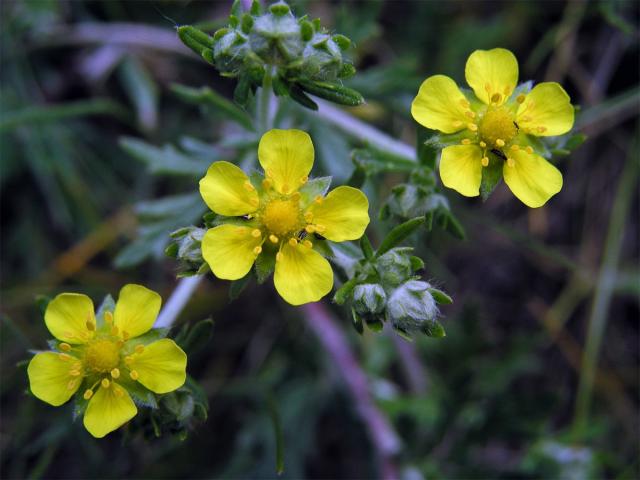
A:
[1, 0, 638, 479]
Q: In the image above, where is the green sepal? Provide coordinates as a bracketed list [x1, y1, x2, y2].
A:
[177, 26, 214, 58]
[480, 155, 503, 201]
[229, 273, 252, 301]
[297, 80, 364, 106]
[360, 235, 374, 260]
[351, 308, 364, 335]
[364, 315, 384, 332]
[201, 50, 215, 65]
[376, 217, 425, 258]
[95, 294, 116, 329]
[332, 34, 351, 51]
[120, 376, 159, 409]
[338, 63, 356, 79]
[176, 318, 214, 355]
[255, 251, 276, 284]
[287, 82, 318, 110]
[241, 13, 254, 34]
[422, 319, 446, 338]
[333, 277, 359, 305]
[428, 288, 453, 305]
[409, 256, 425, 272]
[298, 176, 331, 206]
[250, 0, 261, 15]
[300, 20, 314, 41]
[35, 295, 52, 317]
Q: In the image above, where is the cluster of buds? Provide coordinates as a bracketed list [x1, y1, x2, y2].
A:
[178, 0, 363, 109]
[165, 226, 208, 277]
[335, 240, 451, 339]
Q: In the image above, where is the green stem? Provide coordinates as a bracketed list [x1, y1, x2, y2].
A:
[572, 133, 639, 440]
[258, 68, 275, 133]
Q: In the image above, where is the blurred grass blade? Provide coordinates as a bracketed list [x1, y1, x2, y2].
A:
[118, 56, 159, 133]
[0, 99, 127, 132]
[266, 393, 285, 475]
[119, 137, 210, 176]
[171, 83, 255, 131]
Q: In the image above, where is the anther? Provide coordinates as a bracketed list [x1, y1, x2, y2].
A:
[122, 331, 130, 341]
[525, 146, 534, 154]
[481, 157, 489, 167]
[262, 178, 272, 190]
[484, 83, 492, 93]
[314, 195, 323, 204]
[114, 387, 124, 398]
[288, 238, 298, 247]
[300, 175, 308, 185]
[67, 379, 77, 390]
[510, 144, 520, 151]
[104, 311, 113, 324]
[495, 139, 505, 147]
[452, 120, 463, 128]
[251, 229, 261, 238]
[111, 326, 119, 336]
[537, 126, 547, 133]
[130, 370, 139, 381]
[479, 141, 487, 148]
[59, 353, 72, 361]
[111, 368, 120, 379]
[101, 378, 110, 388]
[304, 212, 313, 222]
[86, 321, 95, 331]
[465, 111, 475, 119]
[303, 240, 313, 248]
[516, 94, 526, 104]
[291, 192, 301, 202]
[491, 93, 502, 104]
[253, 246, 262, 255]
[124, 356, 133, 364]
[305, 225, 315, 233]
[265, 169, 274, 178]
[243, 181, 255, 192]
[276, 252, 283, 262]
[59, 343, 71, 352]
[459, 99, 470, 108]
[250, 198, 259, 207]
[135, 344, 145, 354]
[467, 123, 478, 132]
[503, 86, 512, 96]
[315, 224, 326, 233]
[507, 158, 516, 167]
[269, 234, 279, 244]
[83, 389, 94, 400]
[69, 369, 82, 377]
[461, 139, 471, 145]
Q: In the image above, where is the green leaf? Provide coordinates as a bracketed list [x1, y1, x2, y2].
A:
[118, 56, 159, 133]
[297, 80, 364, 106]
[135, 193, 203, 219]
[119, 137, 210, 177]
[229, 273, 252, 301]
[351, 148, 416, 176]
[170, 83, 254, 131]
[177, 319, 214, 355]
[422, 319, 446, 338]
[333, 277, 359, 305]
[177, 26, 214, 58]
[360, 235, 374, 260]
[428, 288, 453, 305]
[351, 308, 364, 335]
[376, 217, 425, 257]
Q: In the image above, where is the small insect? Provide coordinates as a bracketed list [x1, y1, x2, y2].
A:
[241, 214, 253, 220]
[297, 230, 308, 241]
[513, 121, 520, 132]
[313, 233, 326, 241]
[491, 149, 507, 160]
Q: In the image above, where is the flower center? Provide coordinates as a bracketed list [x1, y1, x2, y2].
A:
[262, 198, 301, 236]
[479, 107, 517, 147]
[84, 339, 121, 372]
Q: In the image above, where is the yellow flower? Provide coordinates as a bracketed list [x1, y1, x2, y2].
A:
[199, 129, 370, 305]
[411, 48, 575, 208]
[27, 284, 187, 438]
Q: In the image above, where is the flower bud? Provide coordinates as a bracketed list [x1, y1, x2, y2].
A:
[250, 10, 303, 64]
[352, 284, 387, 315]
[375, 248, 414, 288]
[386, 280, 439, 333]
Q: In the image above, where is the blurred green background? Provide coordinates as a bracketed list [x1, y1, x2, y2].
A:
[1, 0, 638, 478]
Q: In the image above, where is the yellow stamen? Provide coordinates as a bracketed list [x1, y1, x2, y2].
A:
[251, 229, 262, 238]
[276, 252, 283, 262]
[104, 311, 113, 324]
[315, 224, 326, 233]
[86, 321, 95, 331]
[67, 379, 77, 390]
[288, 238, 298, 247]
[291, 192, 301, 202]
[305, 225, 315, 233]
[300, 175, 308, 185]
[481, 157, 489, 167]
[465, 110, 475, 119]
[452, 120, 463, 128]
[461, 139, 471, 145]
[83, 389, 93, 400]
[124, 356, 133, 365]
[59, 343, 71, 352]
[243, 181, 255, 192]
[59, 353, 72, 361]
[507, 158, 516, 167]
[130, 370, 139, 381]
[122, 331, 130, 341]
[467, 123, 478, 132]
[262, 178, 272, 190]
[479, 141, 487, 148]
[495, 139, 505, 147]
[111, 368, 120, 379]
[253, 246, 262, 255]
[510, 144, 520, 151]
[314, 195, 323, 204]
[459, 99, 470, 108]
[503, 86, 512, 96]
[111, 326, 119, 336]
[526, 146, 534, 154]
[69, 369, 82, 377]
[269, 234, 279, 244]
[135, 344, 145, 354]
[304, 211, 313, 222]
[491, 93, 502, 104]
[101, 378, 110, 388]
[303, 240, 313, 248]
[516, 94, 526, 104]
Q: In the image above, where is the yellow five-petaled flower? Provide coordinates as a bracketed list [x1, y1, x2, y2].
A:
[199, 129, 370, 305]
[411, 48, 575, 208]
[27, 284, 187, 438]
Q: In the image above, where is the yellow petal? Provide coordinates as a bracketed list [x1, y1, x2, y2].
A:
[44, 293, 94, 344]
[201, 225, 261, 280]
[465, 48, 518, 105]
[411, 75, 470, 133]
[199, 161, 259, 216]
[83, 382, 137, 438]
[516, 82, 574, 136]
[439, 145, 483, 197]
[129, 339, 187, 394]
[503, 150, 563, 208]
[258, 129, 314, 194]
[274, 243, 333, 306]
[28, 352, 80, 406]
[114, 284, 161, 339]
[308, 186, 369, 242]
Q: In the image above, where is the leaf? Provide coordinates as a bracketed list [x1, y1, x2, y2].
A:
[428, 288, 453, 305]
[266, 393, 285, 475]
[177, 26, 214, 58]
[376, 217, 425, 257]
[422, 319, 446, 338]
[351, 148, 416, 176]
[119, 137, 210, 177]
[297, 80, 364, 106]
[333, 277, 359, 305]
[170, 84, 254, 131]
[118, 56, 159, 133]
[479, 156, 503, 201]
[178, 318, 214, 355]
[360, 235, 374, 260]
[229, 274, 251, 301]
[255, 251, 276, 284]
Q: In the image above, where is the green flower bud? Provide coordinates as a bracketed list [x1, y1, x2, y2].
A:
[375, 247, 414, 288]
[386, 280, 439, 333]
[213, 30, 249, 74]
[250, 10, 303, 64]
[299, 33, 343, 81]
[352, 284, 387, 315]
